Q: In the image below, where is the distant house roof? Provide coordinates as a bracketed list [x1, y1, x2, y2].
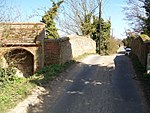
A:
[0, 22, 45, 44]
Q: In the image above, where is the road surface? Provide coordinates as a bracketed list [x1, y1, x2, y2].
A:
[28, 52, 150, 113]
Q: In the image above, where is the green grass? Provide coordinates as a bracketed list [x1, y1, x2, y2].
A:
[33, 64, 66, 85]
[0, 60, 75, 113]
[0, 53, 93, 112]
[130, 53, 150, 108]
[129, 53, 145, 75]
[0, 77, 35, 113]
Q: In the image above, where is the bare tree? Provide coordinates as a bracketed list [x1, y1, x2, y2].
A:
[123, 0, 146, 33]
[58, 0, 99, 35]
[0, 0, 8, 22]
[0, 0, 22, 22]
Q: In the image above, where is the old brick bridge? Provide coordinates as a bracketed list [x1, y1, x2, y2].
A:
[0, 23, 45, 77]
[0, 23, 96, 77]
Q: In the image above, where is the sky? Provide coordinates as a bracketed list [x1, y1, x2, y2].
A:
[6, 0, 129, 39]
[101, 0, 129, 39]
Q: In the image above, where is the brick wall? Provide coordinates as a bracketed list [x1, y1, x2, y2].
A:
[0, 22, 45, 77]
[131, 36, 150, 68]
[69, 35, 96, 58]
[44, 35, 96, 65]
[44, 38, 61, 65]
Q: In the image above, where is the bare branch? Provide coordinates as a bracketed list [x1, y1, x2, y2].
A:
[58, 0, 98, 35]
[123, 0, 146, 33]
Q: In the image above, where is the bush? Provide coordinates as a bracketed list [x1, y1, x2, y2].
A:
[36, 61, 74, 83]
[0, 77, 34, 112]
[0, 65, 17, 85]
[0, 61, 75, 112]
[0, 64, 34, 112]
[143, 74, 150, 81]
[130, 53, 145, 74]
[108, 37, 120, 54]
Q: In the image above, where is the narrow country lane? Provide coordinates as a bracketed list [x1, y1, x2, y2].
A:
[28, 53, 150, 113]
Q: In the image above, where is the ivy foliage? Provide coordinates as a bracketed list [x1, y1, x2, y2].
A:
[143, 0, 150, 36]
[124, 0, 150, 36]
[91, 16, 111, 55]
[80, 13, 96, 36]
[79, 14, 111, 55]
[0, 65, 16, 84]
[122, 34, 136, 47]
[41, 0, 63, 38]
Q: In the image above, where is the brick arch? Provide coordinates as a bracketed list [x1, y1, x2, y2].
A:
[0, 22, 45, 77]
[20, 47, 36, 56]
[2, 47, 35, 56]
[4, 48, 34, 77]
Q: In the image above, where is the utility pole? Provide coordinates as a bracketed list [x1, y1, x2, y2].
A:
[98, 0, 102, 54]
[112, 28, 114, 38]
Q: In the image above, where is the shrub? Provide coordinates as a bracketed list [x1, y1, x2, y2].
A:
[143, 74, 150, 81]
[108, 37, 120, 54]
[0, 60, 75, 112]
[0, 65, 16, 84]
[0, 77, 34, 112]
[0, 63, 35, 112]
[130, 53, 145, 74]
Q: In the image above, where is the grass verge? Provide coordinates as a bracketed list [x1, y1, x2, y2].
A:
[0, 53, 92, 113]
[0, 60, 75, 113]
[130, 53, 150, 107]
[32, 60, 75, 85]
[130, 54, 145, 74]
[0, 77, 35, 113]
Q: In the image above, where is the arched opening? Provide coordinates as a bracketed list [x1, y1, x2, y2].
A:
[4, 48, 34, 77]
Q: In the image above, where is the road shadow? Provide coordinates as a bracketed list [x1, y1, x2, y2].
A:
[27, 61, 115, 113]
[113, 54, 150, 113]
[26, 54, 150, 113]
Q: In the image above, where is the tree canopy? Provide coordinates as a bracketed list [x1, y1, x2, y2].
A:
[41, 0, 63, 38]
[59, 0, 98, 35]
[124, 0, 150, 36]
[92, 17, 111, 55]
[56, 0, 112, 54]
[143, 0, 150, 35]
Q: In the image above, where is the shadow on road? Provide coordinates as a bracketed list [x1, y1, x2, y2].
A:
[27, 60, 115, 113]
[27, 54, 150, 113]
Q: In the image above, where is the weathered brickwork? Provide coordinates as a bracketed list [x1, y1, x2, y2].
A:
[44, 38, 61, 65]
[0, 23, 45, 77]
[131, 36, 150, 68]
[44, 36, 96, 65]
[68, 35, 96, 58]
[0, 22, 96, 77]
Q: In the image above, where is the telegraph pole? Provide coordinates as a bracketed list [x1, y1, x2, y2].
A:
[98, 0, 102, 54]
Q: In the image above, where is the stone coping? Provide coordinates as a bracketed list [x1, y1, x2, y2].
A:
[0, 22, 45, 26]
[0, 42, 41, 47]
[44, 37, 69, 42]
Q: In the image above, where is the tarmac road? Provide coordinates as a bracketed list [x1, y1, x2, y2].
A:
[28, 52, 150, 113]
